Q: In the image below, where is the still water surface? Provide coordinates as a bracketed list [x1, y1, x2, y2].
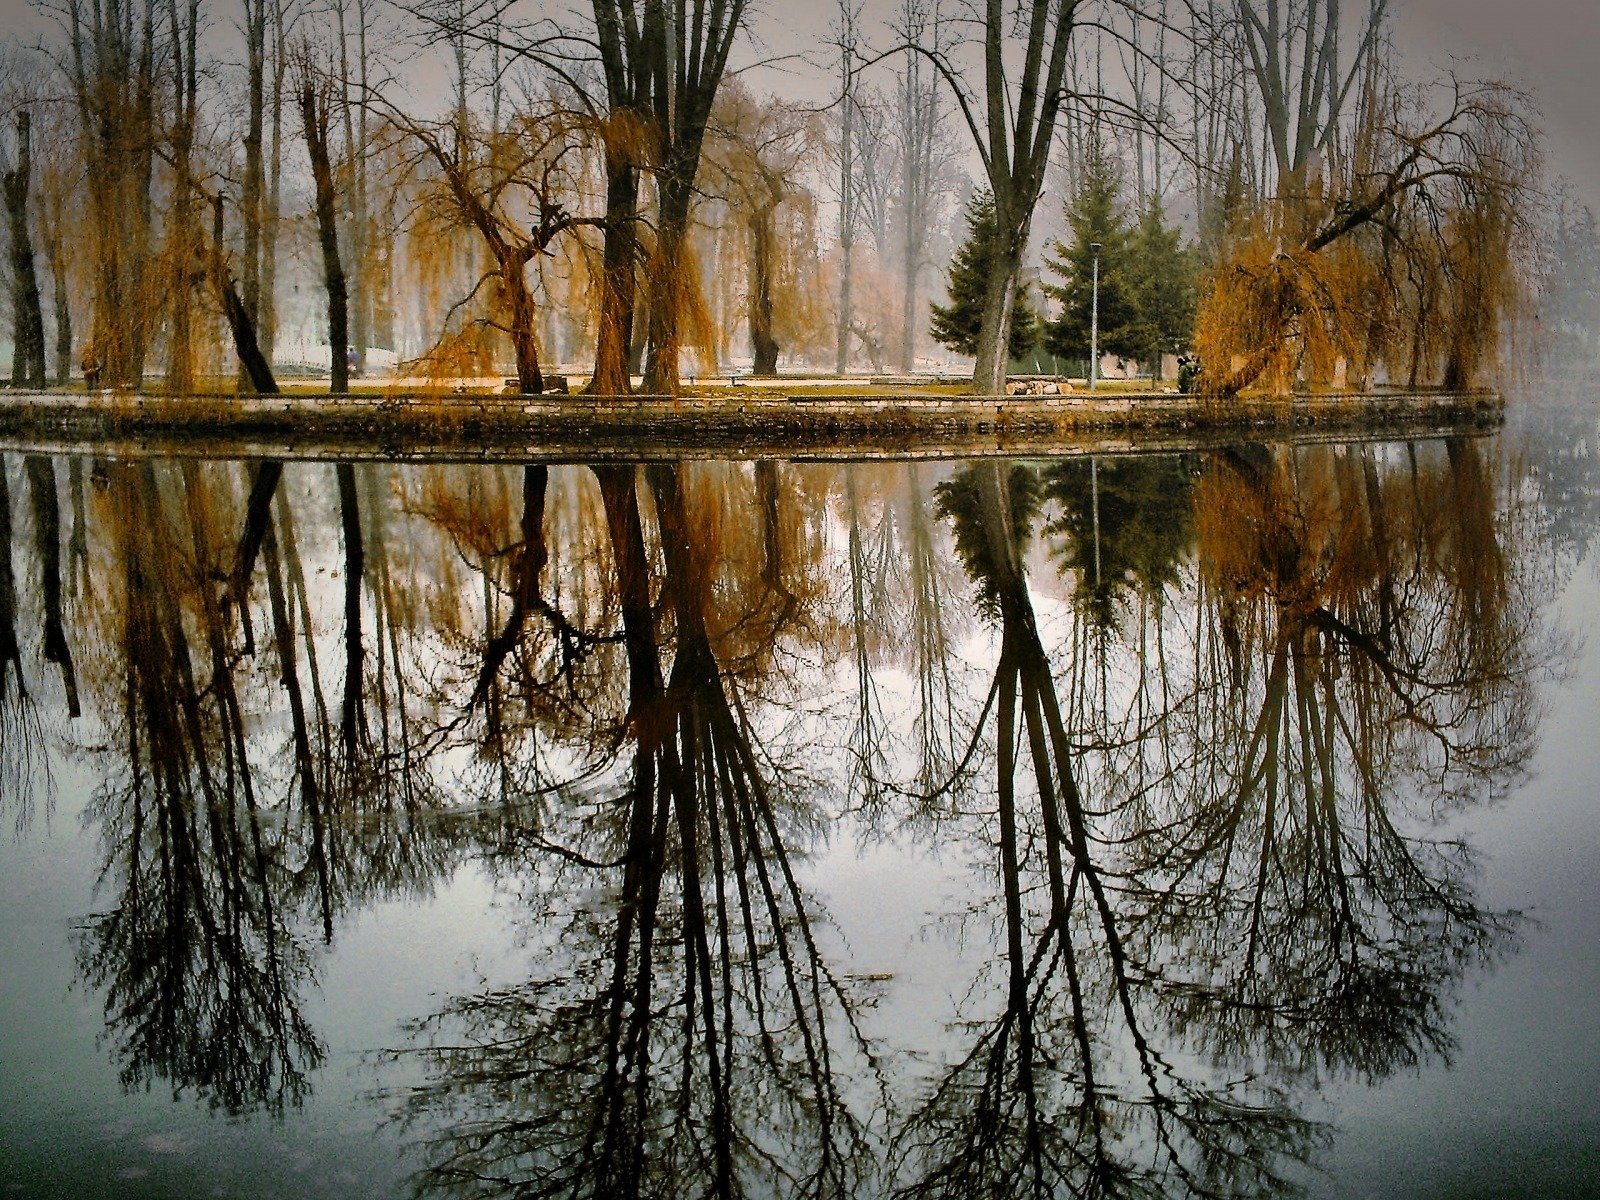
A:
[2, 418, 1598, 1198]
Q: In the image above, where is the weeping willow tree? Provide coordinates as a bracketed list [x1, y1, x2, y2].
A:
[388, 104, 604, 394]
[1195, 52, 1540, 396]
[702, 84, 828, 375]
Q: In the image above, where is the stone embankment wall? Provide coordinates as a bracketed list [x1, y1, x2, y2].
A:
[0, 388, 1502, 459]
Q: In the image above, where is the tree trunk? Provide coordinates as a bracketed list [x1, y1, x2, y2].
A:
[972, 226, 1024, 395]
[300, 79, 349, 394]
[835, 27, 855, 376]
[590, 154, 640, 395]
[242, 0, 267, 330]
[643, 175, 696, 394]
[504, 257, 544, 395]
[49, 239, 70, 386]
[166, 1, 199, 395]
[748, 202, 780, 375]
[208, 195, 279, 395]
[4, 112, 47, 389]
[261, 0, 288, 361]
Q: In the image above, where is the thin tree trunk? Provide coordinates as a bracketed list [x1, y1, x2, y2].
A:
[208, 195, 279, 395]
[300, 77, 349, 394]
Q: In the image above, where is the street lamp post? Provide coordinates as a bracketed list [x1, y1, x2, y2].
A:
[1089, 241, 1102, 391]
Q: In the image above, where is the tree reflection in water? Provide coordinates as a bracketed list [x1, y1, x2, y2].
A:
[890, 442, 1555, 1197]
[897, 460, 1318, 1199]
[392, 462, 878, 1199]
[65, 458, 468, 1114]
[75, 460, 323, 1114]
[2, 438, 1567, 1190]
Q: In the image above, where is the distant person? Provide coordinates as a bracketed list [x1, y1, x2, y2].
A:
[347, 345, 359, 379]
[81, 343, 101, 391]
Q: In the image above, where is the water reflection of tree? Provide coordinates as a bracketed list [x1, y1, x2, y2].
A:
[393, 462, 876, 1200]
[68, 458, 475, 1113]
[75, 460, 323, 1115]
[0, 454, 45, 824]
[895, 460, 1319, 1198]
[1041, 454, 1196, 635]
[1122, 440, 1550, 1082]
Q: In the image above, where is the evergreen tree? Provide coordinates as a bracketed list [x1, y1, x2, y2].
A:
[1125, 197, 1197, 377]
[1043, 142, 1140, 365]
[930, 190, 1041, 361]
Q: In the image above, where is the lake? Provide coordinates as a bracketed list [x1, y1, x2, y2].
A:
[3, 410, 1598, 1198]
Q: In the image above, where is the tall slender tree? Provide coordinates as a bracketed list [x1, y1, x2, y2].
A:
[3, 111, 47, 388]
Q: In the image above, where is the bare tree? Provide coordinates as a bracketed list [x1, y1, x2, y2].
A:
[919, 0, 1085, 394]
[3, 111, 47, 388]
[298, 55, 349, 393]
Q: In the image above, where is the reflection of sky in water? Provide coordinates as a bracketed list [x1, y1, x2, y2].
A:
[0, 433, 1596, 1197]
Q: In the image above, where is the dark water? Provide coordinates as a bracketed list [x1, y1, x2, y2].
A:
[2, 416, 1599, 1199]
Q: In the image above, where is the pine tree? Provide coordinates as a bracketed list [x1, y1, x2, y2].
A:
[1043, 141, 1139, 365]
[930, 190, 1041, 361]
[1125, 196, 1197, 377]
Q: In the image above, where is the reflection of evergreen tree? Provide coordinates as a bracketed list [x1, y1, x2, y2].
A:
[934, 464, 1041, 621]
[906, 461, 1321, 1198]
[1041, 454, 1196, 631]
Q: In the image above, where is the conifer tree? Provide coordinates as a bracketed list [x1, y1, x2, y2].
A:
[1125, 196, 1197, 377]
[930, 190, 1041, 362]
[1043, 142, 1139, 365]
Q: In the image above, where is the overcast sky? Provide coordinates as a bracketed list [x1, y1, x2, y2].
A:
[1396, 0, 1600, 207]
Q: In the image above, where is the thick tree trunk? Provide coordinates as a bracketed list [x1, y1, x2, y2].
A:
[972, 227, 1025, 395]
[300, 80, 349, 394]
[504, 260, 544, 395]
[4, 112, 47, 389]
[643, 174, 697, 394]
[590, 156, 640, 395]
[748, 203, 780, 375]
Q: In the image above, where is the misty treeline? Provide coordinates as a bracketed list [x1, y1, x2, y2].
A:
[0, 0, 1590, 396]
